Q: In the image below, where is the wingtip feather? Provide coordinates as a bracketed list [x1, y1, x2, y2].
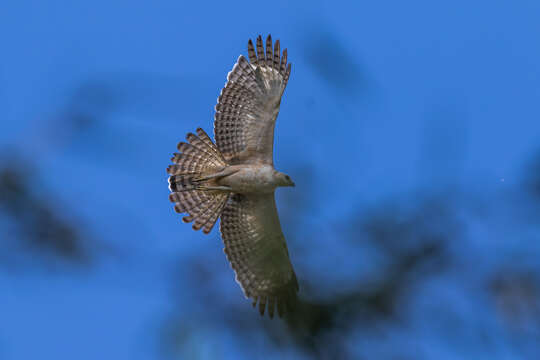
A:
[259, 297, 266, 316]
[265, 35, 273, 67]
[248, 39, 257, 64]
[256, 35, 264, 66]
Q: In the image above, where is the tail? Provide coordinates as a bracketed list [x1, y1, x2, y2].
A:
[167, 128, 229, 234]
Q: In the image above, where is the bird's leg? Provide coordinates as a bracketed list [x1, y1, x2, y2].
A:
[193, 167, 239, 182]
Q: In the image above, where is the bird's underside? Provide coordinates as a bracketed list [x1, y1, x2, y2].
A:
[167, 35, 298, 318]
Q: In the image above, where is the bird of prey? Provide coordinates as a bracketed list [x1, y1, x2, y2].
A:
[167, 35, 298, 318]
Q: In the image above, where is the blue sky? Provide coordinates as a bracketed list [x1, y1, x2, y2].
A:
[1, 1, 540, 359]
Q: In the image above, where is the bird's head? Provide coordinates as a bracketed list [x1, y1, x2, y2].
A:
[275, 171, 295, 187]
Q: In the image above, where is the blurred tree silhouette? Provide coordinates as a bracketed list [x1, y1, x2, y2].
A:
[490, 270, 540, 331]
[0, 155, 92, 268]
[302, 27, 367, 98]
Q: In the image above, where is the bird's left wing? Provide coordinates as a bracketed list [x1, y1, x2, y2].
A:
[214, 35, 291, 165]
[220, 192, 298, 318]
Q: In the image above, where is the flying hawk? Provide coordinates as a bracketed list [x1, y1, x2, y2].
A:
[167, 35, 298, 318]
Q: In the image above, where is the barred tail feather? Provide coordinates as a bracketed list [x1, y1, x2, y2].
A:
[167, 128, 229, 234]
[193, 192, 229, 234]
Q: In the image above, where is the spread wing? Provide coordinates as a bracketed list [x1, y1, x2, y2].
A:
[220, 193, 298, 318]
[214, 35, 291, 165]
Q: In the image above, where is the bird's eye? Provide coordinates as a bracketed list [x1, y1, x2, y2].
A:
[285, 175, 290, 180]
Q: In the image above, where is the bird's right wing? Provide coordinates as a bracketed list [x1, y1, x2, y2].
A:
[220, 192, 298, 318]
[214, 35, 291, 166]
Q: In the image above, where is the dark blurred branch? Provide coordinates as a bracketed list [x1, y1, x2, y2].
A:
[302, 27, 367, 98]
[0, 156, 92, 267]
[490, 270, 540, 332]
